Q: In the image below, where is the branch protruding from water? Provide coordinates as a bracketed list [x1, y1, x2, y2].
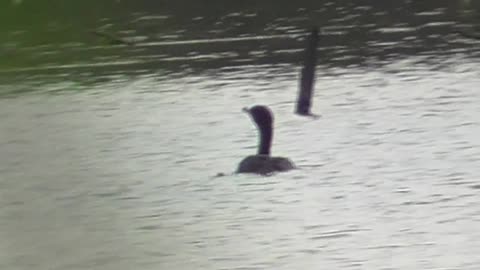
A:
[296, 27, 319, 116]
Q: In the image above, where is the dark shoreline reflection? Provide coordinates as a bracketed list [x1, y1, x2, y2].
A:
[0, 0, 479, 87]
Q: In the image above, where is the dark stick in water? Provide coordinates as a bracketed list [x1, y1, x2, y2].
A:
[455, 29, 480, 40]
[90, 30, 134, 46]
[296, 27, 319, 116]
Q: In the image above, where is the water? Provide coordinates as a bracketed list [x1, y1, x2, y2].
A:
[1, 1, 480, 269]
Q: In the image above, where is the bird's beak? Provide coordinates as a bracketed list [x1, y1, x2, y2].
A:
[242, 107, 250, 113]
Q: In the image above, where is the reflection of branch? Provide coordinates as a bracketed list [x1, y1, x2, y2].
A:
[455, 29, 480, 40]
[90, 30, 134, 46]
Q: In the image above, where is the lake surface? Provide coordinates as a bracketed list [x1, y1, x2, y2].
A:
[1, 1, 479, 269]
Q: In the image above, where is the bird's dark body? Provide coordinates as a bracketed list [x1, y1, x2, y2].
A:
[237, 155, 295, 175]
[237, 105, 295, 175]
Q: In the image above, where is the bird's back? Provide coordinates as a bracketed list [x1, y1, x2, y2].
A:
[237, 155, 295, 175]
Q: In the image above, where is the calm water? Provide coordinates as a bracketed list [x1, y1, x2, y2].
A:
[1, 1, 480, 269]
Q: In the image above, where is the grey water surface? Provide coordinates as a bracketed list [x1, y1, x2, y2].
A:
[1, 1, 479, 269]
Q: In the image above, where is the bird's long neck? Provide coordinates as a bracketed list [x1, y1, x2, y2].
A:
[258, 124, 272, 156]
